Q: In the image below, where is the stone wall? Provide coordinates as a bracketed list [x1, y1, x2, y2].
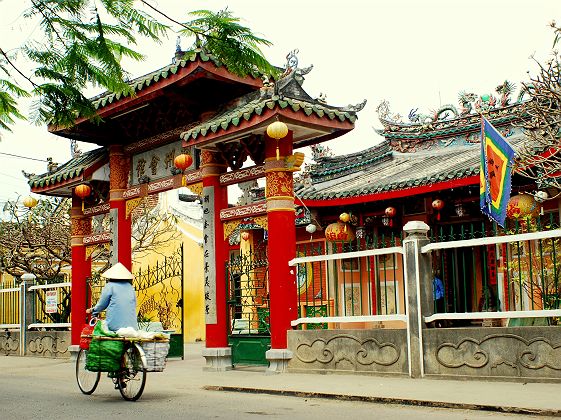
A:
[287, 329, 408, 375]
[0, 331, 71, 358]
[0, 331, 20, 356]
[423, 326, 561, 381]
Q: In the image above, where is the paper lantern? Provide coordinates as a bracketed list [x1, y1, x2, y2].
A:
[174, 154, 193, 186]
[305, 223, 317, 234]
[75, 184, 91, 212]
[506, 194, 539, 219]
[325, 222, 355, 242]
[22, 196, 38, 209]
[339, 213, 350, 223]
[432, 199, 445, 221]
[266, 121, 288, 160]
[384, 207, 396, 227]
[305, 223, 317, 241]
[241, 232, 250, 241]
[174, 154, 193, 171]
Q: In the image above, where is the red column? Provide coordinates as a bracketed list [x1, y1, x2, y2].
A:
[109, 145, 132, 270]
[265, 132, 297, 349]
[201, 151, 229, 348]
[70, 196, 92, 345]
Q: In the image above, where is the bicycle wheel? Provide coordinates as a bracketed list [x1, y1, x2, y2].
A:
[118, 343, 147, 401]
[76, 348, 101, 395]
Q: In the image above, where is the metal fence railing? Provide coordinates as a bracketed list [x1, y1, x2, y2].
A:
[423, 226, 561, 327]
[0, 278, 20, 329]
[291, 236, 406, 329]
[0, 278, 71, 330]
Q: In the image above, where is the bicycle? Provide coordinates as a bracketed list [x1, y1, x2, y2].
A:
[76, 318, 169, 401]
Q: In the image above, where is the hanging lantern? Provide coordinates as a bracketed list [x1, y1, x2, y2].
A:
[506, 194, 539, 220]
[22, 196, 38, 210]
[339, 213, 350, 223]
[174, 153, 194, 186]
[266, 121, 289, 160]
[75, 183, 91, 212]
[432, 199, 445, 221]
[384, 207, 396, 227]
[325, 221, 355, 242]
[241, 232, 250, 241]
[305, 223, 317, 241]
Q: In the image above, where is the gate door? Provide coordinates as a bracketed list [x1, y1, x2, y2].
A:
[135, 246, 184, 358]
[227, 250, 270, 365]
[89, 247, 185, 359]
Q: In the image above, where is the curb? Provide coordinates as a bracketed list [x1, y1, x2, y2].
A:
[203, 385, 561, 417]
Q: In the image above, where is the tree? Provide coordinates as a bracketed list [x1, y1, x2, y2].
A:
[0, 195, 182, 280]
[515, 22, 561, 191]
[0, 1, 276, 133]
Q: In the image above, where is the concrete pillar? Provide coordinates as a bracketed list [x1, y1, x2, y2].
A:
[19, 273, 36, 356]
[109, 145, 132, 269]
[70, 196, 92, 346]
[200, 150, 231, 371]
[264, 131, 297, 373]
[402, 221, 432, 378]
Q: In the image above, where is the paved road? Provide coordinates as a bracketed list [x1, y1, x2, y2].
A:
[0, 357, 553, 420]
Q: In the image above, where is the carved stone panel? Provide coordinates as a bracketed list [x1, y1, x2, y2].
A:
[288, 329, 407, 374]
[424, 327, 561, 380]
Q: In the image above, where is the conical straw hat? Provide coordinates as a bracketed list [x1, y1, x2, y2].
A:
[101, 262, 133, 280]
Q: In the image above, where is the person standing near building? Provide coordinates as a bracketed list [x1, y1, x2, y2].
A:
[432, 271, 445, 313]
[86, 262, 138, 331]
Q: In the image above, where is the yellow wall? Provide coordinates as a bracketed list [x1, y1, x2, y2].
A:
[132, 215, 204, 343]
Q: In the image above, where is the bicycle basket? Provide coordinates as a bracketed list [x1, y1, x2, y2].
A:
[141, 340, 170, 372]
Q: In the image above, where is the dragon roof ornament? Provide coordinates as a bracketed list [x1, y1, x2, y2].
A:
[377, 80, 528, 130]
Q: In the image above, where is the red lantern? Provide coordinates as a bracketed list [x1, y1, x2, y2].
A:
[325, 222, 356, 242]
[75, 184, 91, 212]
[432, 199, 445, 221]
[506, 194, 539, 220]
[174, 154, 193, 186]
[241, 232, 250, 241]
[174, 154, 193, 171]
[384, 206, 396, 227]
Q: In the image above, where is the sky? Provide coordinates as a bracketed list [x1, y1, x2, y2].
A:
[0, 0, 558, 205]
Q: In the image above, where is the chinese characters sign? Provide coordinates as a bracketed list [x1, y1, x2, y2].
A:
[202, 186, 217, 324]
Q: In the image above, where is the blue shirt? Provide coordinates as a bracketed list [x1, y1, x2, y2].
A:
[92, 281, 138, 331]
[433, 277, 445, 300]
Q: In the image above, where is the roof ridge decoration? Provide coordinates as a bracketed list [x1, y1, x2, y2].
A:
[180, 50, 367, 143]
[377, 80, 528, 130]
[28, 147, 107, 190]
[376, 80, 529, 153]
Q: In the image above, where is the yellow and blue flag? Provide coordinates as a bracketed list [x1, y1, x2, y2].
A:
[480, 117, 515, 227]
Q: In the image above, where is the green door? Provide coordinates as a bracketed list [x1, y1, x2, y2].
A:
[227, 250, 270, 366]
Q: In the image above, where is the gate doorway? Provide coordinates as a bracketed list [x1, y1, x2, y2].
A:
[88, 246, 184, 358]
[227, 249, 270, 366]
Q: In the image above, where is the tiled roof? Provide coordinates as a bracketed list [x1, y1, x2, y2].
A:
[296, 134, 525, 201]
[90, 51, 240, 111]
[180, 95, 358, 142]
[28, 147, 107, 189]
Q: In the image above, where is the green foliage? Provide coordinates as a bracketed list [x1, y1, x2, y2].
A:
[178, 9, 278, 78]
[0, 2, 275, 131]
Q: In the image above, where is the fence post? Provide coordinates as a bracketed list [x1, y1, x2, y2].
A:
[19, 273, 36, 356]
[402, 221, 432, 378]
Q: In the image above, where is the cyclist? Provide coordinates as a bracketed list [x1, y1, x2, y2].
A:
[86, 262, 138, 331]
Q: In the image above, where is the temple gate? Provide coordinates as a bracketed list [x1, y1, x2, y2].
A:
[29, 49, 364, 370]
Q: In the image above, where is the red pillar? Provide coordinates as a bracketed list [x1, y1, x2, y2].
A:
[265, 132, 297, 349]
[201, 151, 229, 348]
[70, 195, 92, 345]
[109, 145, 132, 270]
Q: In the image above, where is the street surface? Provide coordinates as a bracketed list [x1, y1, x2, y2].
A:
[0, 356, 553, 420]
